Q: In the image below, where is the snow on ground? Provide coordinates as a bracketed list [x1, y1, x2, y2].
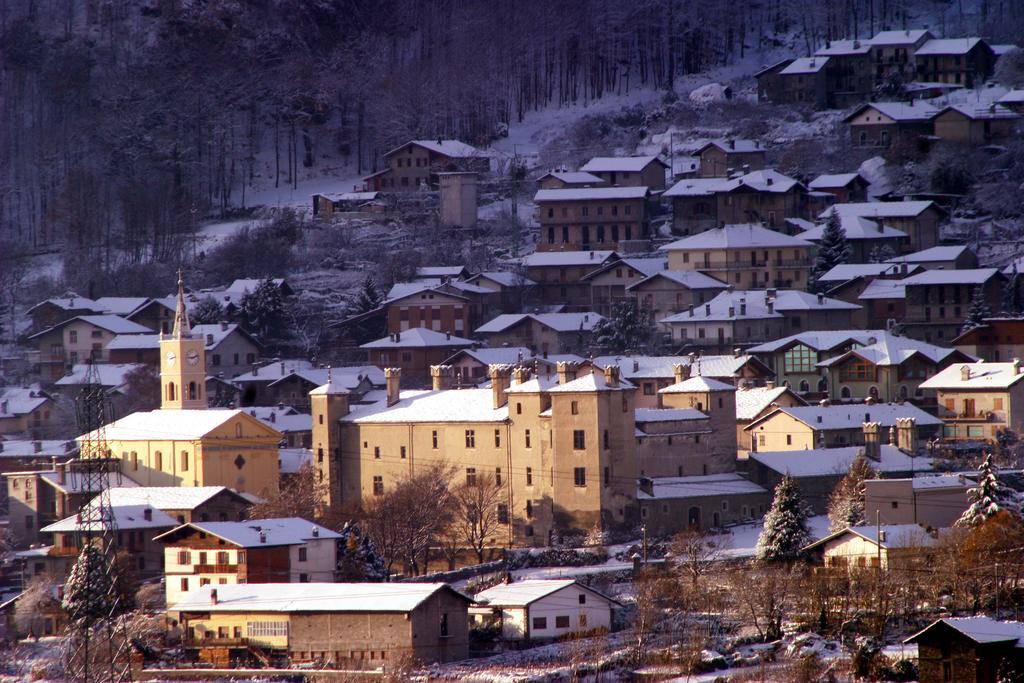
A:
[721, 514, 831, 559]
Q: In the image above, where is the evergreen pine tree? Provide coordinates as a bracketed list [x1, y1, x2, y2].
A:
[810, 209, 851, 292]
[868, 243, 897, 264]
[62, 544, 115, 626]
[239, 278, 287, 342]
[189, 295, 224, 325]
[337, 521, 387, 581]
[827, 455, 877, 532]
[590, 300, 653, 354]
[1003, 263, 1022, 316]
[756, 475, 813, 562]
[956, 454, 1020, 527]
[962, 286, 993, 334]
[346, 276, 386, 343]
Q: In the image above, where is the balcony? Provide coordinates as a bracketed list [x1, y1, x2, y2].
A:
[193, 563, 239, 574]
[183, 637, 250, 648]
[938, 411, 1003, 424]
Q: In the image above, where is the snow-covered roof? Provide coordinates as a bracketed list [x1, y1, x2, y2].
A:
[537, 170, 605, 185]
[886, 245, 970, 264]
[781, 56, 829, 74]
[939, 103, 1020, 120]
[42, 503, 176, 533]
[915, 37, 983, 55]
[857, 279, 907, 300]
[106, 323, 246, 352]
[155, 517, 339, 547]
[627, 270, 729, 291]
[750, 403, 941, 431]
[175, 583, 462, 614]
[660, 376, 736, 393]
[0, 440, 77, 458]
[103, 485, 239, 510]
[815, 40, 872, 56]
[78, 409, 277, 442]
[504, 376, 560, 395]
[223, 278, 288, 295]
[30, 315, 151, 339]
[361, 327, 475, 349]
[752, 444, 931, 477]
[817, 331, 964, 366]
[847, 101, 941, 122]
[474, 579, 618, 607]
[920, 362, 1024, 390]
[735, 385, 801, 421]
[817, 263, 908, 283]
[868, 29, 932, 45]
[716, 169, 803, 194]
[634, 408, 707, 422]
[55, 363, 145, 389]
[748, 329, 887, 353]
[696, 139, 764, 154]
[342, 388, 508, 423]
[38, 469, 138, 495]
[660, 290, 855, 325]
[0, 387, 50, 417]
[246, 407, 312, 433]
[899, 268, 1000, 286]
[582, 257, 668, 281]
[91, 297, 151, 316]
[475, 312, 603, 334]
[444, 347, 534, 367]
[579, 155, 666, 172]
[27, 293, 97, 314]
[907, 473, 974, 490]
[591, 354, 763, 380]
[637, 472, 766, 500]
[470, 271, 536, 287]
[806, 523, 939, 551]
[799, 217, 906, 242]
[278, 447, 312, 474]
[385, 139, 483, 159]
[663, 178, 725, 197]
[520, 250, 618, 267]
[547, 372, 634, 393]
[415, 266, 468, 278]
[820, 201, 939, 221]
[808, 173, 866, 190]
[533, 187, 649, 202]
[906, 617, 1024, 646]
[662, 224, 813, 251]
[998, 89, 1024, 105]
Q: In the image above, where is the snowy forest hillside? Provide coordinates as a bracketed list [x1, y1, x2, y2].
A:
[0, 0, 1016, 270]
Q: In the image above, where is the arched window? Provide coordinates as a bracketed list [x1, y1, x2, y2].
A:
[869, 386, 880, 400]
[841, 386, 851, 399]
[899, 385, 909, 400]
[799, 380, 810, 394]
[235, 424, 242, 438]
[167, 382, 176, 401]
[188, 382, 197, 400]
[818, 377, 828, 393]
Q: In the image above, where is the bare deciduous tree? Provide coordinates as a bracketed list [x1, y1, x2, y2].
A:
[452, 472, 506, 564]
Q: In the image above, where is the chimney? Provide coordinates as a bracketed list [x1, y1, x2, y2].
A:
[767, 301, 774, 313]
[446, 331, 452, 340]
[766, 379, 775, 390]
[253, 365, 259, 376]
[556, 361, 578, 385]
[728, 139, 736, 150]
[638, 476, 654, 497]
[816, 293, 824, 305]
[143, 507, 152, 521]
[688, 305, 694, 318]
[1014, 358, 1022, 375]
[766, 177, 773, 186]
[740, 301, 746, 316]
[489, 364, 512, 409]
[603, 365, 620, 389]
[270, 412, 276, 423]
[878, 530, 887, 543]
[210, 589, 218, 605]
[889, 425, 897, 444]
[511, 366, 531, 386]
[728, 306, 736, 317]
[705, 304, 711, 315]
[312, 526, 320, 537]
[0, 400, 7, 414]
[394, 331, 401, 342]
[259, 531, 267, 544]
[733, 347, 741, 358]
[819, 398, 830, 407]
[33, 441, 41, 454]
[673, 363, 691, 383]
[431, 365, 454, 391]
[960, 365, 971, 382]
[206, 334, 214, 345]
[896, 417, 917, 454]
[220, 321, 228, 331]
[280, 361, 285, 376]
[863, 422, 881, 461]
[385, 367, 401, 406]
[58, 460, 66, 485]
[633, 360, 640, 372]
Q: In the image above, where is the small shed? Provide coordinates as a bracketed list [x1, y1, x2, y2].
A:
[471, 579, 619, 640]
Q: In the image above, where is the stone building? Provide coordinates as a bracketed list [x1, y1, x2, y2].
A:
[691, 140, 766, 178]
[665, 170, 810, 235]
[533, 186, 651, 252]
[578, 155, 668, 190]
[363, 139, 489, 192]
[906, 617, 1024, 683]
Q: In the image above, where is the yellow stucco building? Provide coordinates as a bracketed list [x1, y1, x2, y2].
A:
[80, 277, 281, 496]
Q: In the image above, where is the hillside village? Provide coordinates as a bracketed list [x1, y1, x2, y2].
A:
[6, 3, 1024, 682]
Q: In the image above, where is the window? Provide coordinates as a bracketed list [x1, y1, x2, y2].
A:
[248, 621, 288, 638]
[465, 430, 476, 448]
[526, 467, 533, 485]
[840, 360, 876, 382]
[180, 451, 189, 471]
[440, 613, 450, 637]
[574, 467, 586, 487]
[532, 617, 547, 630]
[571, 400, 579, 415]
[373, 446, 380, 459]
[555, 615, 571, 628]
[432, 430, 438, 448]
[526, 500, 534, 518]
[604, 466, 610, 487]
[372, 476, 384, 496]
[783, 344, 817, 373]
[495, 467, 502, 485]
[154, 451, 162, 470]
[603, 429, 609, 449]
[466, 468, 477, 486]
[217, 551, 229, 564]
[180, 578, 189, 592]
[298, 547, 307, 562]
[516, 402, 522, 415]
[578, 593, 587, 604]
[525, 429, 531, 448]
[497, 504, 509, 523]
[212, 354, 221, 366]
[573, 430, 586, 450]
[994, 398, 1004, 411]
[178, 551, 191, 565]
[494, 429, 501, 447]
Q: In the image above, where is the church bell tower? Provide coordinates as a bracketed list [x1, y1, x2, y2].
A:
[160, 273, 207, 410]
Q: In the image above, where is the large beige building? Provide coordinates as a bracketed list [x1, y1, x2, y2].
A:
[311, 360, 739, 544]
[80, 278, 282, 496]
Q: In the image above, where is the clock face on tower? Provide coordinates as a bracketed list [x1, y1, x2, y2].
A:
[165, 351, 176, 367]
[187, 349, 201, 366]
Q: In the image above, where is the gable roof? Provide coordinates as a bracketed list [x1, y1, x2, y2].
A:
[474, 579, 620, 607]
[38, 469, 138, 495]
[581, 257, 668, 282]
[102, 485, 245, 511]
[906, 617, 1024, 646]
[809, 173, 867, 190]
[154, 517, 339, 547]
[915, 37, 985, 55]
[520, 250, 619, 268]
[735, 385, 806, 421]
[533, 186, 649, 202]
[661, 224, 813, 251]
[55, 363, 145, 389]
[29, 315, 151, 339]
[844, 101, 940, 123]
[820, 201, 940, 220]
[817, 263, 911, 283]
[780, 56, 829, 75]
[858, 278, 907, 300]
[886, 245, 971, 264]
[0, 387, 51, 417]
[361, 327, 475, 349]
[536, 170, 605, 185]
[175, 583, 466, 614]
[443, 347, 535, 367]
[468, 271, 536, 287]
[799, 218, 906, 242]
[898, 268, 1001, 286]
[815, 39, 872, 56]
[42, 503, 176, 533]
[626, 270, 729, 291]
[636, 472, 767, 500]
[868, 29, 933, 45]
[78, 408, 280, 442]
[816, 331, 966, 367]
[747, 403, 941, 432]
[694, 139, 764, 155]
[341, 387, 509, 423]
[475, 313, 603, 334]
[579, 155, 668, 172]
[920, 362, 1024, 390]
[751, 444, 931, 477]
[660, 376, 736, 393]
[384, 139, 483, 159]
[804, 523, 938, 552]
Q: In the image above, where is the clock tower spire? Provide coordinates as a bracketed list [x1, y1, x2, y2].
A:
[160, 272, 207, 410]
